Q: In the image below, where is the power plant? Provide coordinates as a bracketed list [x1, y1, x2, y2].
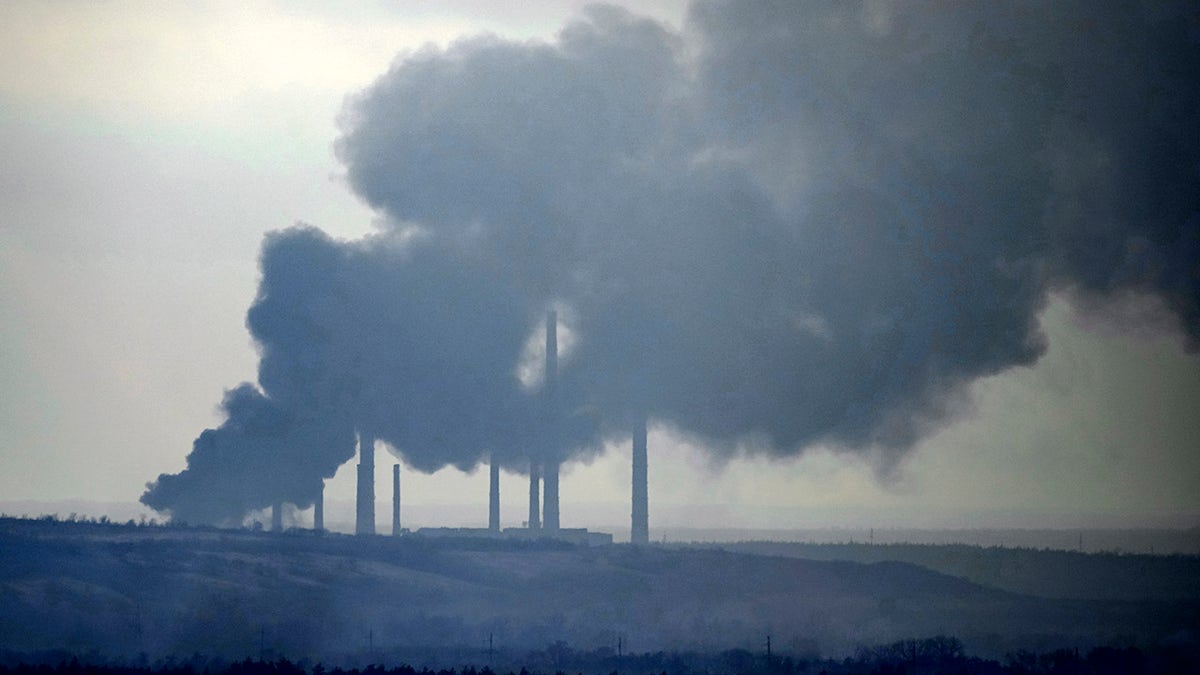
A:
[331, 310, 639, 545]
[258, 312, 641, 544]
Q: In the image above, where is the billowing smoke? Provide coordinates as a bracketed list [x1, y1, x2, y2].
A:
[143, 228, 599, 524]
[140, 382, 355, 525]
[144, 1, 1198, 523]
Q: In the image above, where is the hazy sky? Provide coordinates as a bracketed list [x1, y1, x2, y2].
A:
[1, 1, 1197, 533]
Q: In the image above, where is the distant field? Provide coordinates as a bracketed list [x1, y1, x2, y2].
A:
[649, 525, 1200, 554]
[5, 500, 1197, 554]
[2, 516, 1198, 667]
[688, 541, 1200, 601]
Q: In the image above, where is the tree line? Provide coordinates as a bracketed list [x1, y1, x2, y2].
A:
[1, 639, 1196, 675]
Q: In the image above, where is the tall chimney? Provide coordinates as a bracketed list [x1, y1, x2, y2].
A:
[392, 463, 401, 536]
[489, 453, 500, 532]
[543, 461, 559, 531]
[356, 432, 376, 535]
[631, 413, 649, 544]
[314, 482, 324, 531]
[543, 309, 560, 531]
[272, 501, 283, 532]
[528, 461, 540, 530]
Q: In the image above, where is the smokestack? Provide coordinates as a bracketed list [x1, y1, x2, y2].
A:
[543, 461, 559, 531]
[356, 432, 375, 535]
[631, 413, 648, 544]
[272, 501, 283, 532]
[528, 461, 540, 530]
[543, 309, 560, 531]
[314, 482, 324, 531]
[489, 453, 500, 531]
[392, 463, 401, 536]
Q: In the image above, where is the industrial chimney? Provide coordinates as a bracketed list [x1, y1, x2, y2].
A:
[392, 463, 401, 536]
[528, 461, 540, 530]
[631, 413, 649, 544]
[356, 432, 376, 535]
[272, 501, 283, 532]
[544, 462, 560, 532]
[489, 453, 500, 531]
[314, 482, 324, 531]
[543, 309, 560, 531]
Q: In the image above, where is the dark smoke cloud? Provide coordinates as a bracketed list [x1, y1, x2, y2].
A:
[143, 228, 598, 524]
[687, 0, 1199, 341]
[336, 1, 1198, 450]
[144, 1, 1199, 522]
[248, 227, 599, 473]
[140, 382, 354, 526]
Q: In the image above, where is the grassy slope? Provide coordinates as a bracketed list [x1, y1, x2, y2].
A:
[702, 541, 1200, 601]
[1, 518, 1196, 662]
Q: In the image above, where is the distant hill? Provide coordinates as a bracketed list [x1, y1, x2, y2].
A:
[1, 517, 1196, 664]
[647, 525, 1200, 554]
[703, 541, 1200, 601]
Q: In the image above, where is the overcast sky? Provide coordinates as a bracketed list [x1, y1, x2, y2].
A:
[1, 1, 1197, 534]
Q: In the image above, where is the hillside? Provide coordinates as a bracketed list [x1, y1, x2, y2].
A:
[704, 541, 1200, 601]
[1, 518, 1197, 664]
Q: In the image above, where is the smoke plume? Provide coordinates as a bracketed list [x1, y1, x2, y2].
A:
[143, 1, 1199, 523]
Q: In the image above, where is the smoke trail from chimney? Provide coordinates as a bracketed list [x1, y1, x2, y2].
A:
[141, 381, 353, 526]
[335, 2, 1200, 460]
[142, 229, 598, 526]
[144, 2, 1200, 527]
